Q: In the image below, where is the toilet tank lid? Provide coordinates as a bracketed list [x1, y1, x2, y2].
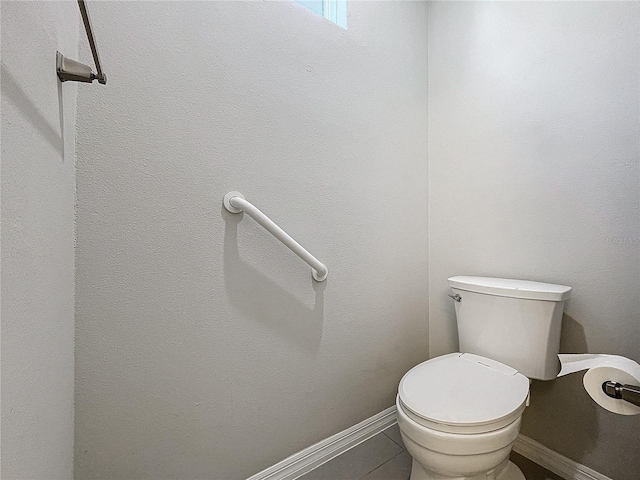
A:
[448, 276, 571, 301]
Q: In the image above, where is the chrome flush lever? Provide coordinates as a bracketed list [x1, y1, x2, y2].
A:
[448, 294, 462, 302]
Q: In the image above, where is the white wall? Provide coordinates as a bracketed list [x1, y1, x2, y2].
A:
[1, 2, 78, 478]
[74, 2, 429, 478]
[428, 2, 639, 479]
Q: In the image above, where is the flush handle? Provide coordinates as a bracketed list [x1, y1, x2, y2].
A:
[448, 294, 462, 302]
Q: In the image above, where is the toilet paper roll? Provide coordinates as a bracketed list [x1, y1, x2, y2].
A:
[558, 354, 640, 416]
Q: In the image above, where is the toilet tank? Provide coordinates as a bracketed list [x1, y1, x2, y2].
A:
[448, 276, 571, 381]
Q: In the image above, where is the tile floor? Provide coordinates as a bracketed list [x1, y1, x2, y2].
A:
[298, 424, 563, 480]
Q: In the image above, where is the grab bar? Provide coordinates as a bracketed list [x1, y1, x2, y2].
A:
[57, 0, 107, 85]
[223, 192, 328, 282]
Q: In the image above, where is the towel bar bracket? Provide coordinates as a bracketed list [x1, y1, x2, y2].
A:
[57, 0, 106, 85]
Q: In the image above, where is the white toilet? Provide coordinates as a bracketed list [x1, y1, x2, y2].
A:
[397, 276, 572, 480]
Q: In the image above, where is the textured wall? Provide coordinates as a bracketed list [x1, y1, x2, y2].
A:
[428, 2, 639, 479]
[1, 2, 78, 478]
[74, 2, 429, 478]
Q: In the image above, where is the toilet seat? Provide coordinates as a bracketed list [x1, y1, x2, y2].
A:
[398, 353, 530, 434]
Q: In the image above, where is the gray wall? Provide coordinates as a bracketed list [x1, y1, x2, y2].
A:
[74, 2, 429, 479]
[1, 2, 78, 478]
[428, 2, 639, 479]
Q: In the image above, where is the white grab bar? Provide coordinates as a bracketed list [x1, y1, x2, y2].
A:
[223, 192, 328, 282]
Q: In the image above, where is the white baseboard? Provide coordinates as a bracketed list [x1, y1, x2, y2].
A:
[513, 434, 612, 480]
[246, 406, 398, 480]
[246, 407, 610, 480]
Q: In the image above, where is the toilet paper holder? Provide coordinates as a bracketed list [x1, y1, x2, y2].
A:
[602, 381, 640, 408]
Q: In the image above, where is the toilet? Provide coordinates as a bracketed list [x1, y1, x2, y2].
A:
[397, 276, 572, 480]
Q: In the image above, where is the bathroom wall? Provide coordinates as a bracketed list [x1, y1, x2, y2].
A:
[74, 2, 429, 478]
[1, 2, 78, 478]
[428, 2, 639, 479]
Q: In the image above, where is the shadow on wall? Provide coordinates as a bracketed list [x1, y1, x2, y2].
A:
[446, 290, 460, 350]
[223, 208, 324, 353]
[523, 314, 598, 463]
[0, 64, 65, 158]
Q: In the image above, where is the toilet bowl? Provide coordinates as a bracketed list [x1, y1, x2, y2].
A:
[397, 353, 530, 480]
[396, 276, 572, 480]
